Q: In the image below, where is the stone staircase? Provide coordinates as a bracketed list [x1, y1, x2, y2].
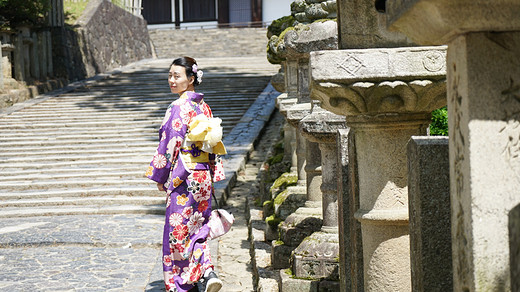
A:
[0, 57, 278, 217]
[149, 27, 269, 59]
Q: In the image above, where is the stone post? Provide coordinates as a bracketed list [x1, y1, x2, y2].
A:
[387, 1, 520, 290]
[30, 32, 40, 80]
[310, 47, 447, 291]
[0, 39, 3, 92]
[337, 128, 364, 292]
[510, 204, 520, 292]
[13, 33, 24, 82]
[407, 136, 451, 291]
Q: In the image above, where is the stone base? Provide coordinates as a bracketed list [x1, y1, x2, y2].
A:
[292, 230, 339, 281]
[265, 221, 279, 242]
[272, 240, 296, 269]
[279, 268, 340, 292]
[274, 185, 307, 220]
[279, 206, 322, 247]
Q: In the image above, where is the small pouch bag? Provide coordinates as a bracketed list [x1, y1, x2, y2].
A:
[207, 188, 234, 240]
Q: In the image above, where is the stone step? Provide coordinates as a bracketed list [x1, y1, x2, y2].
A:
[0, 137, 156, 147]
[0, 170, 145, 181]
[0, 142, 153, 152]
[0, 127, 155, 137]
[0, 195, 164, 208]
[0, 177, 151, 191]
[0, 132, 157, 142]
[0, 110, 248, 123]
[0, 120, 159, 129]
[21, 93, 260, 106]
[5, 103, 253, 117]
[0, 186, 159, 200]
[2, 167, 147, 179]
[0, 204, 165, 218]
[0, 157, 150, 171]
[0, 148, 152, 159]
[0, 154, 151, 165]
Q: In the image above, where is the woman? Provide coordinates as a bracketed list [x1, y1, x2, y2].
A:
[146, 57, 226, 292]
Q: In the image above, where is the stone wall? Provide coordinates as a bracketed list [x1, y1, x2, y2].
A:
[75, 0, 152, 77]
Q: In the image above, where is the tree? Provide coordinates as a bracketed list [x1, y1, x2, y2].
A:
[0, 0, 51, 29]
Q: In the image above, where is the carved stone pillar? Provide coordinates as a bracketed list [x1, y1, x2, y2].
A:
[387, 1, 520, 290]
[310, 46, 446, 291]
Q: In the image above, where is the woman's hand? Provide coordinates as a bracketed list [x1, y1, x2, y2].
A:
[157, 183, 166, 192]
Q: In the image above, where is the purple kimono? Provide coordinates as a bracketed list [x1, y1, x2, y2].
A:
[146, 91, 225, 292]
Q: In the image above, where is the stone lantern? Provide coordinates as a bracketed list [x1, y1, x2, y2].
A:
[310, 46, 447, 291]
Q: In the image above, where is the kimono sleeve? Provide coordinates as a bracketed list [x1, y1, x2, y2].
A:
[146, 105, 187, 184]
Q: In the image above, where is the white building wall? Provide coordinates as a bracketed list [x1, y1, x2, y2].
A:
[262, 0, 292, 23]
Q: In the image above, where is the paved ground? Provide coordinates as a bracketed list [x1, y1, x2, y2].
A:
[0, 57, 282, 291]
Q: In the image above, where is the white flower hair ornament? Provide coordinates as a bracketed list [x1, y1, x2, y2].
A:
[192, 64, 203, 84]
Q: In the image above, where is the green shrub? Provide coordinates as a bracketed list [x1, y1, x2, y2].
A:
[0, 0, 51, 29]
[430, 106, 448, 136]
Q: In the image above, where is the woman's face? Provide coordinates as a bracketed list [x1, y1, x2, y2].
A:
[168, 65, 194, 94]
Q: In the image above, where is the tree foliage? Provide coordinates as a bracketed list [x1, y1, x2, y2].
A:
[0, 0, 51, 29]
[430, 106, 448, 136]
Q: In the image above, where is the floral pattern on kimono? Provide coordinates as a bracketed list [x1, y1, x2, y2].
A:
[146, 91, 225, 292]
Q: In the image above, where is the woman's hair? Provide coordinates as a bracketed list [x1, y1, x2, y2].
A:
[171, 56, 201, 86]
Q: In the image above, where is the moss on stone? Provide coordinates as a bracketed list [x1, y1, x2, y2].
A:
[312, 18, 337, 24]
[267, 15, 296, 39]
[266, 214, 282, 227]
[263, 200, 273, 207]
[284, 268, 293, 276]
[274, 189, 290, 206]
[270, 173, 298, 194]
[267, 153, 284, 165]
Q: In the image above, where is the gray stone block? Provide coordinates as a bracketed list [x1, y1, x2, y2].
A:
[510, 204, 520, 292]
[407, 136, 451, 292]
[279, 210, 322, 247]
[271, 240, 295, 269]
[337, 0, 413, 49]
[292, 231, 339, 281]
[386, 0, 520, 45]
[274, 186, 308, 220]
[279, 269, 318, 292]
